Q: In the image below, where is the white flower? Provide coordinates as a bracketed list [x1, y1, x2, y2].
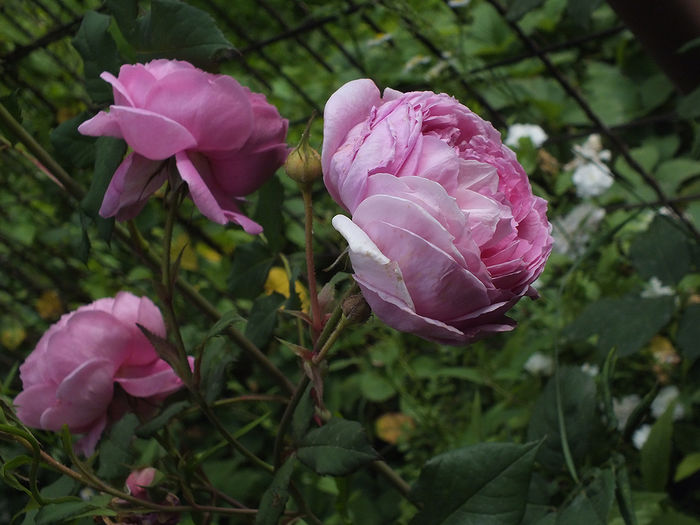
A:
[80, 487, 96, 501]
[581, 363, 599, 377]
[565, 134, 613, 198]
[641, 277, 675, 299]
[613, 394, 641, 430]
[651, 385, 684, 420]
[367, 33, 393, 47]
[523, 352, 554, 376]
[448, 0, 471, 7]
[552, 203, 605, 256]
[572, 163, 613, 198]
[632, 424, 651, 449]
[505, 124, 548, 149]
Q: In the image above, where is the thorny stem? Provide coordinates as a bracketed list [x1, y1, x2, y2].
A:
[301, 186, 323, 337]
[273, 374, 310, 469]
[0, 102, 85, 200]
[5, 432, 257, 515]
[194, 391, 274, 473]
[160, 183, 191, 382]
[312, 314, 350, 364]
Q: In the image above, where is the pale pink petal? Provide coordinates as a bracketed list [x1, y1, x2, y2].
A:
[43, 311, 130, 386]
[39, 358, 115, 430]
[99, 153, 167, 220]
[108, 106, 197, 160]
[14, 384, 57, 428]
[78, 111, 123, 138]
[207, 142, 288, 196]
[176, 151, 262, 233]
[116, 357, 192, 398]
[143, 69, 253, 151]
[322, 79, 382, 184]
[332, 215, 414, 309]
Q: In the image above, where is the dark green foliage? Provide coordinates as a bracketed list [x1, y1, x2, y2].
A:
[410, 441, 540, 525]
[566, 295, 676, 357]
[297, 418, 379, 476]
[527, 367, 596, 472]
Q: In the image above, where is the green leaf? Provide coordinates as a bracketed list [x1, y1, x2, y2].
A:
[253, 177, 286, 254]
[297, 418, 379, 476]
[677, 304, 700, 362]
[629, 216, 694, 285]
[674, 452, 700, 482]
[199, 338, 236, 403]
[107, 0, 234, 67]
[358, 372, 396, 402]
[410, 441, 540, 525]
[556, 469, 615, 525]
[136, 400, 190, 438]
[654, 158, 700, 196]
[506, 0, 545, 21]
[228, 241, 275, 300]
[650, 511, 700, 525]
[35, 498, 115, 525]
[255, 457, 296, 525]
[567, 0, 604, 26]
[72, 11, 121, 103]
[527, 367, 596, 472]
[49, 113, 96, 170]
[202, 310, 244, 344]
[291, 384, 314, 442]
[566, 295, 676, 357]
[245, 293, 285, 348]
[81, 136, 127, 219]
[678, 85, 700, 119]
[97, 413, 139, 479]
[641, 401, 676, 491]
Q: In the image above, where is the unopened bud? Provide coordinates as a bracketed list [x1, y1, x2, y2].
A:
[285, 115, 322, 186]
[342, 293, 371, 324]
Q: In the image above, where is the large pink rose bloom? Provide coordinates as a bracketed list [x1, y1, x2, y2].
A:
[78, 59, 288, 234]
[14, 292, 189, 455]
[324, 80, 552, 345]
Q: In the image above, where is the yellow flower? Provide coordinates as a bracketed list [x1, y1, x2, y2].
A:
[264, 267, 309, 313]
[35, 290, 63, 320]
[375, 413, 415, 444]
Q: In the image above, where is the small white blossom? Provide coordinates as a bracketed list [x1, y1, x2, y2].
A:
[572, 163, 613, 198]
[581, 363, 599, 377]
[613, 394, 641, 430]
[552, 203, 605, 256]
[524, 352, 554, 376]
[403, 55, 431, 73]
[651, 385, 684, 420]
[367, 33, 393, 47]
[641, 277, 674, 299]
[80, 487, 96, 501]
[505, 124, 548, 149]
[448, 0, 471, 7]
[565, 134, 613, 198]
[632, 424, 651, 449]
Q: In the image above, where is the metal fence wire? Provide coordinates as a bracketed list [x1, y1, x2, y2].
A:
[0, 0, 698, 352]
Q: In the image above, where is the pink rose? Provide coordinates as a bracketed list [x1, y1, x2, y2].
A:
[14, 292, 190, 455]
[78, 59, 288, 234]
[324, 80, 552, 344]
[126, 467, 157, 500]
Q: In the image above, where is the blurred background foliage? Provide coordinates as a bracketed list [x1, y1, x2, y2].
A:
[1, 0, 700, 523]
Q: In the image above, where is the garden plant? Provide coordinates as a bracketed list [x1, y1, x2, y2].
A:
[1, 1, 700, 524]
